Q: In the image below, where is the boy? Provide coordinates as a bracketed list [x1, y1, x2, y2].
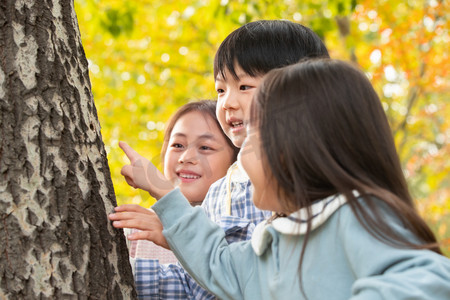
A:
[111, 20, 329, 299]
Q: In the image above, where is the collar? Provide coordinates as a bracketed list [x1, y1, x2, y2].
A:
[251, 193, 349, 256]
[230, 160, 249, 183]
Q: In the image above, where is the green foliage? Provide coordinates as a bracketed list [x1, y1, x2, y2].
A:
[100, 5, 136, 37]
[75, 0, 450, 255]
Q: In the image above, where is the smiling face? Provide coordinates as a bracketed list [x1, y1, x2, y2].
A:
[215, 65, 264, 148]
[163, 110, 235, 204]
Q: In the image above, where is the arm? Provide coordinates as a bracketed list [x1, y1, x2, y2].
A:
[153, 188, 255, 300]
[340, 204, 450, 300]
[201, 175, 272, 244]
[110, 205, 219, 299]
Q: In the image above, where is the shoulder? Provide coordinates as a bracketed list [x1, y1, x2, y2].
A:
[328, 196, 439, 266]
[335, 195, 414, 238]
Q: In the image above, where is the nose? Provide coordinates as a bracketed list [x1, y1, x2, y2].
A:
[221, 90, 239, 110]
[178, 146, 198, 164]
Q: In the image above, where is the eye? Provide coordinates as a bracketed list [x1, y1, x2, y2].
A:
[200, 145, 214, 151]
[216, 88, 225, 94]
[240, 85, 252, 91]
[171, 143, 184, 149]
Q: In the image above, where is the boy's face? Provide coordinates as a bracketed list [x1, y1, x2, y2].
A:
[215, 65, 264, 148]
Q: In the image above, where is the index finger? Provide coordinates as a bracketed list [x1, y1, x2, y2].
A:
[119, 141, 140, 163]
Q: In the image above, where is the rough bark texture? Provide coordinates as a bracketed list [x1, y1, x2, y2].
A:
[0, 0, 137, 298]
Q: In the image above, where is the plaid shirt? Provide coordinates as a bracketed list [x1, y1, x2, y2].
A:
[134, 162, 272, 299]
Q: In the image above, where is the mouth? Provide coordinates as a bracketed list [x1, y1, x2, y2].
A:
[231, 121, 244, 127]
[228, 119, 245, 133]
[177, 171, 201, 183]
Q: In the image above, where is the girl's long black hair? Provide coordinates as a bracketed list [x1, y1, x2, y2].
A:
[250, 59, 442, 288]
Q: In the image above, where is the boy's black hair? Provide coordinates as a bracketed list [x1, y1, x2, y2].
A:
[214, 20, 330, 80]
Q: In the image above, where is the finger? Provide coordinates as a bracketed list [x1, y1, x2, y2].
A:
[108, 211, 139, 221]
[121, 166, 136, 186]
[131, 231, 170, 250]
[110, 218, 142, 229]
[127, 230, 153, 241]
[114, 204, 148, 213]
[119, 141, 141, 164]
[128, 231, 170, 250]
[123, 174, 137, 189]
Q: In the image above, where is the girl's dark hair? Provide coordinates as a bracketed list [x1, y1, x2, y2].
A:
[251, 58, 441, 256]
[214, 20, 330, 80]
[161, 100, 239, 162]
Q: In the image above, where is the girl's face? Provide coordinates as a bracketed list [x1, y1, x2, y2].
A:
[239, 125, 284, 213]
[164, 111, 235, 204]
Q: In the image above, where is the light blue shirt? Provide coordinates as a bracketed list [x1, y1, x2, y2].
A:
[134, 162, 272, 299]
[154, 188, 450, 300]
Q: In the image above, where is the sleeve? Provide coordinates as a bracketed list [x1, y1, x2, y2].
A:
[338, 205, 450, 300]
[153, 188, 256, 300]
[133, 258, 217, 299]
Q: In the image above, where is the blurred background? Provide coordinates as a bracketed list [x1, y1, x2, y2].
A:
[74, 0, 449, 254]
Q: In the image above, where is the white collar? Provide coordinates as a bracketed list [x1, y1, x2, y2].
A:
[230, 160, 249, 183]
[251, 193, 350, 256]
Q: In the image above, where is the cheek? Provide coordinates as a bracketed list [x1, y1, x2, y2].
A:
[216, 107, 228, 131]
[216, 104, 225, 121]
[241, 93, 255, 119]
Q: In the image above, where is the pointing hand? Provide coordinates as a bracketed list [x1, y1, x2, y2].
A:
[119, 141, 174, 200]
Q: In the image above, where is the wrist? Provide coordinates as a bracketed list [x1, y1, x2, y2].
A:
[150, 181, 175, 200]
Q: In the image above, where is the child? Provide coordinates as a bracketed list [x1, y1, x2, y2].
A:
[113, 59, 450, 299]
[126, 100, 238, 264]
[111, 20, 329, 299]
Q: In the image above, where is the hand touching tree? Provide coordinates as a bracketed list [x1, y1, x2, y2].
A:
[109, 204, 170, 250]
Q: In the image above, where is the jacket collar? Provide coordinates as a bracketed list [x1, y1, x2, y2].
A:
[251, 193, 349, 256]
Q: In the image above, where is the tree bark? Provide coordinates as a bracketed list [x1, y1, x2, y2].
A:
[0, 0, 136, 298]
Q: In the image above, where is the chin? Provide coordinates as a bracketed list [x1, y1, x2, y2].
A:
[231, 136, 245, 148]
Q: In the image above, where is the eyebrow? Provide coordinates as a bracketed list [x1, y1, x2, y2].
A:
[171, 132, 218, 141]
[215, 72, 251, 82]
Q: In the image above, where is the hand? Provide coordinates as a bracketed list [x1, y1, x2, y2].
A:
[119, 141, 174, 200]
[109, 204, 170, 250]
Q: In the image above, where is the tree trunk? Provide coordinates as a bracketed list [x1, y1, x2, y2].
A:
[0, 0, 136, 298]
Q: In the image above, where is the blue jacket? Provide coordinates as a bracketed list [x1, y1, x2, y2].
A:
[153, 188, 450, 300]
